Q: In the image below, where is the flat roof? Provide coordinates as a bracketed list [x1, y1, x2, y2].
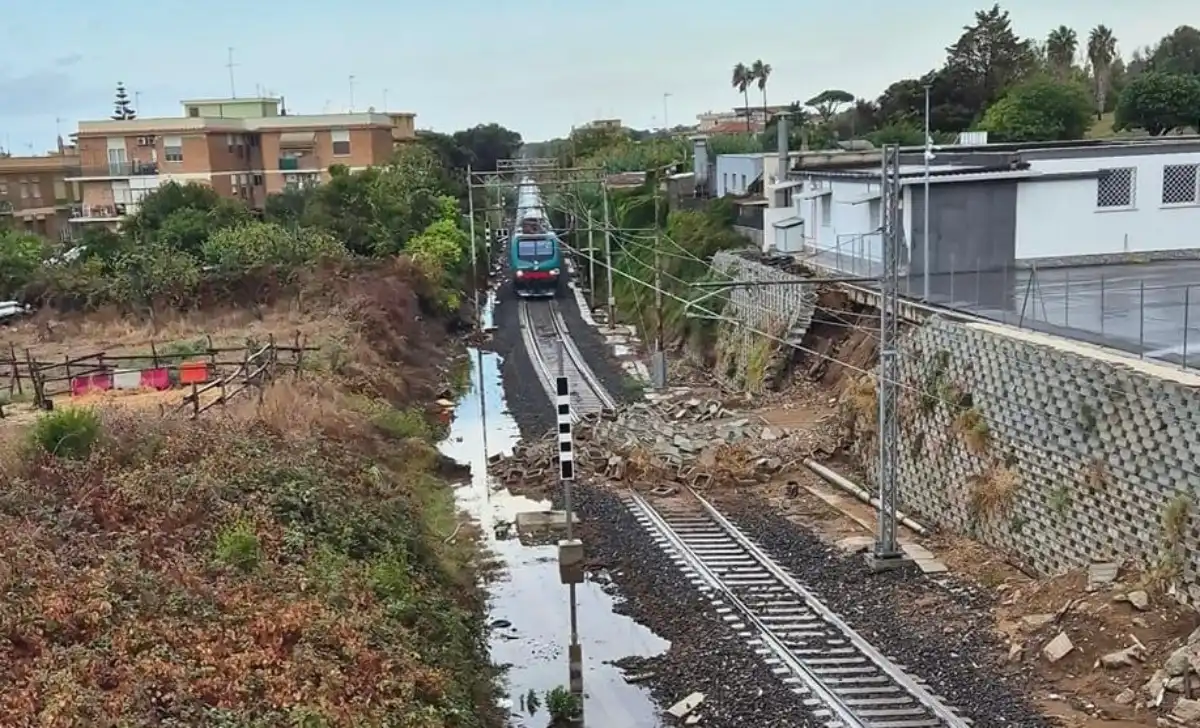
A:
[180, 97, 281, 105]
[76, 112, 403, 136]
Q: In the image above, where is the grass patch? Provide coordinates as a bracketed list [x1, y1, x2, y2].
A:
[967, 465, 1021, 523]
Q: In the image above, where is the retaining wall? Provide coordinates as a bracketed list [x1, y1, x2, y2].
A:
[711, 252, 816, 392]
[716, 260, 1200, 598]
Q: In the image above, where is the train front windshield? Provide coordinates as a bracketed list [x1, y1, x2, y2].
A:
[516, 238, 555, 262]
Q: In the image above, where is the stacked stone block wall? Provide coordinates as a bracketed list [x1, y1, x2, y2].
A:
[710, 258, 1200, 597]
[868, 317, 1200, 598]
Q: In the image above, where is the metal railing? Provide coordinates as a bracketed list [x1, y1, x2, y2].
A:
[74, 161, 159, 178]
[797, 235, 1200, 370]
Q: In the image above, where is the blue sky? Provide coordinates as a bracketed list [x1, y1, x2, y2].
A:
[0, 0, 1193, 152]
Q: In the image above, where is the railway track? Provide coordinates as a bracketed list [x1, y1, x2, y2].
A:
[626, 487, 972, 728]
[518, 298, 617, 421]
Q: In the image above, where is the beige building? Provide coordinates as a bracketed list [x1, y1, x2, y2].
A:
[67, 97, 417, 229]
[0, 143, 83, 241]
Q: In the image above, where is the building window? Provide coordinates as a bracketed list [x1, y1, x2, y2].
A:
[723, 173, 728, 193]
[30, 177, 40, 198]
[820, 194, 832, 226]
[1096, 167, 1135, 209]
[252, 173, 264, 186]
[164, 136, 184, 162]
[19, 179, 29, 199]
[53, 179, 66, 201]
[331, 129, 350, 156]
[188, 106, 200, 117]
[869, 198, 882, 230]
[1162, 164, 1199, 205]
[740, 174, 746, 191]
[0, 181, 7, 196]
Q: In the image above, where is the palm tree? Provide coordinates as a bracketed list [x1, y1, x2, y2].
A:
[1088, 25, 1118, 119]
[1046, 26, 1078, 76]
[751, 60, 772, 127]
[731, 63, 752, 132]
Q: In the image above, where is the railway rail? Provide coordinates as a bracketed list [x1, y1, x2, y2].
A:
[518, 298, 617, 421]
[626, 487, 972, 728]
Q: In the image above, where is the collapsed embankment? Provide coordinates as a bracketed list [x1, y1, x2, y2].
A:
[700, 255, 1200, 600]
[0, 260, 501, 727]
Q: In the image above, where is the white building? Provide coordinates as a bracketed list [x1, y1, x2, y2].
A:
[764, 139, 1200, 274]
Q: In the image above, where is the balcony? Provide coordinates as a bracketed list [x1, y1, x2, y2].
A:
[69, 161, 160, 179]
[69, 203, 134, 222]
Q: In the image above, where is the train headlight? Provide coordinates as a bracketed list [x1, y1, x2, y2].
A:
[549, 268, 560, 277]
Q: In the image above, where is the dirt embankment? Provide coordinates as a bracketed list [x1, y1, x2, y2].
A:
[0, 260, 500, 728]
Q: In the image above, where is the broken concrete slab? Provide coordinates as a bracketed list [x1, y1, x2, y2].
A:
[667, 692, 705, 719]
[1042, 632, 1074, 663]
[1086, 561, 1119, 591]
[1020, 614, 1056, 631]
[515, 510, 579, 539]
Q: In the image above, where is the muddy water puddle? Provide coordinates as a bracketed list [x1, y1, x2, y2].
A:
[441, 348, 667, 727]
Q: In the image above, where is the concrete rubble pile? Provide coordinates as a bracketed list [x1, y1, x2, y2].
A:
[492, 393, 834, 493]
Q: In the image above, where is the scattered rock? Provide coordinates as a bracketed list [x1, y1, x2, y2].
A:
[1098, 645, 1144, 669]
[1086, 561, 1120, 591]
[1020, 614, 1056, 631]
[1171, 698, 1200, 724]
[1114, 688, 1136, 705]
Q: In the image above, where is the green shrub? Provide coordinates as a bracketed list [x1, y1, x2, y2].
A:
[214, 518, 262, 572]
[29, 407, 102, 460]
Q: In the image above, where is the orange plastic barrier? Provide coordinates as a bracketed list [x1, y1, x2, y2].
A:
[179, 361, 210, 385]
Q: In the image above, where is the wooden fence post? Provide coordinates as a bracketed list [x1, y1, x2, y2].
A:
[150, 341, 160, 369]
[9, 342, 21, 396]
[190, 382, 199, 418]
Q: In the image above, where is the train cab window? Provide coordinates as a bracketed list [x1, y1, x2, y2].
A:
[516, 237, 555, 262]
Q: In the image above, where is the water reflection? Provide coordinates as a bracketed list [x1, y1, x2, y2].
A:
[441, 348, 668, 727]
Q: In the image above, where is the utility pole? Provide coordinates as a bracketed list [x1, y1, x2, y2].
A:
[922, 83, 932, 302]
[868, 144, 907, 572]
[587, 212, 596, 309]
[602, 181, 615, 326]
[466, 164, 479, 330]
[226, 47, 238, 98]
[651, 170, 666, 389]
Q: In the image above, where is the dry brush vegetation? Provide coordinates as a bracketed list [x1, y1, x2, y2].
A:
[0, 261, 499, 728]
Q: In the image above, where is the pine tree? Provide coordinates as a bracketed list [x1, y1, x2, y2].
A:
[112, 82, 136, 120]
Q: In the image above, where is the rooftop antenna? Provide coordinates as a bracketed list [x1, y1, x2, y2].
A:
[226, 47, 239, 98]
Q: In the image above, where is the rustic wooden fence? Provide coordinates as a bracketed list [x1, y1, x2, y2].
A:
[0, 333, 318, 420]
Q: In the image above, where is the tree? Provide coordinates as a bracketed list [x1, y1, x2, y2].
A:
[731, 63, 753, 132]
[1088, 25, 1118, 119]
[122, 182, 249, 253]
[0, 230, 48, 298]
[751, 60, 773, 123]
[980, 76, 1093, 142]
[944, 4, 1036, 113]
[1150, 25, 1200, 76]
[806, 89, 854, 124]
[1114, 72, 1200, 136]
[112, 82, 136, 121]
[450, 124, 523, 173]
[1046, 26, 1079, 76]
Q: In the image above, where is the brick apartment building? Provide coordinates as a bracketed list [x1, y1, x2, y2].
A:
[0, 143, 83, 241]
[68, 97, 417, 229]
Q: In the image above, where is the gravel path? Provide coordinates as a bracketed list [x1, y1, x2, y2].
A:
[716, 495, 1051, 727]
[557, 482, 821, 728]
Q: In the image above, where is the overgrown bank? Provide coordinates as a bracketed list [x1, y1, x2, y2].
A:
[0, 263, 501, 727]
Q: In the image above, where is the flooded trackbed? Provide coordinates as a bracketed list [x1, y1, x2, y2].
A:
[439, 346, 668, 727]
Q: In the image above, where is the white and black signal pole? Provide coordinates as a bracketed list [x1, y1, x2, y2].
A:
[555, 368, 585, 719]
